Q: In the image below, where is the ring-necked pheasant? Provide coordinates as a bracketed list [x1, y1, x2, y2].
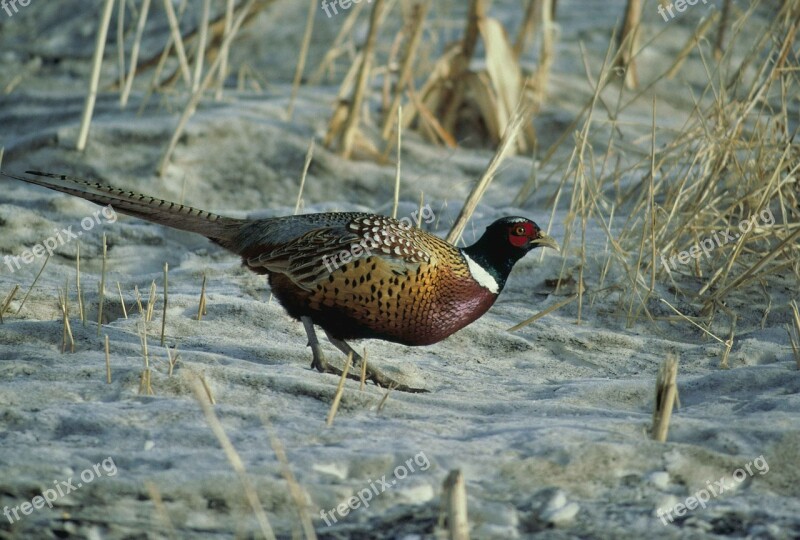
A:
[2, 171, 558, 392]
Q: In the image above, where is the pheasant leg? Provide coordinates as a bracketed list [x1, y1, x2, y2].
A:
[301, 316, 328, 372]
[301, 318, 367, 385]
[323, 331, 427, 393]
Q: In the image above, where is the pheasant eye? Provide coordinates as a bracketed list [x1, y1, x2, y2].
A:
[515, 226, 526, 235]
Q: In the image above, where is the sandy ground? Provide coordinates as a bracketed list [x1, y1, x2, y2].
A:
[1, 1, 798, 539]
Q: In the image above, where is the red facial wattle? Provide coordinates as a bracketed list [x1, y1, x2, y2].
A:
[509, 234, 528, 247]
[508, 222, 535, 247]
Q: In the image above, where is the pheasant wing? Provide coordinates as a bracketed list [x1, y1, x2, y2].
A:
[242, 214, 438, 291]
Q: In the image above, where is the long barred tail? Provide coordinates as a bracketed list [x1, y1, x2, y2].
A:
[1, 170, 246, 248]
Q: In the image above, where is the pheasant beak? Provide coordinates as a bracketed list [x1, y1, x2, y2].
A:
[531, 232, 559, 251]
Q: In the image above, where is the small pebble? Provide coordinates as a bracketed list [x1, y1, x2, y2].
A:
[649, 471, 671, 490]
[541, 490, 579, 526]
[396, 483, 434, 504]
[542, 502, 580, 525]
[312, 462, 348, 480]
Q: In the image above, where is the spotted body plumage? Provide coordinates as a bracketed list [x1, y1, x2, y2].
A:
[233, 212, 498, 345]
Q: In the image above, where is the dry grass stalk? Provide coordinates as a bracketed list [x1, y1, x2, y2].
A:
[135, 0, 184, 114]
[616, 0, 641, 90]
[116, 0, 126, 96]
[714, 0, 732, 59]
[197, 272, 207, 320]
[381, 2, 429, 140]
[402, 83, 456, 148]
[77, 0, 116, 151]
[594, 205, 616, 297]
[3, 57, 43, 94]
[120, 0, 151, 107]
[396, 46, 450, 139]
[192, 0, 212, 92]
[17, 252, 50, 314]
[323, 62, 359, 149]
[513, 0, 538, 59]
[335, 0, 385, 159]
[294, 139, 314, 215]
[231, 67, 263, 90]
[442, 469, 469, 540]
[666, 10, 719, 79]
[652, 354, 678, 442]
[179, 173, 189, 205]
[391, 105, 402, 219]
[479, 18, 529, 151]
[190, 377, 277, 540]
[167, 345, 180, 376]
[215, 0, 235, 100]
[440, 0, 484, 134]
[161, 0, 192, 86]
[105, 334, 112, 383]
[138, 322, 154, 395]
[76, 240, 85, 324]
[660, 299, 727, 346]
[704, 227, 800, 308]
[446, 105, 530, 244]
[145, 280, 157, 323]
[58, 281, 75, 353]
[144, 481, 177, 537]
[377, 386, 392, 411]
[138, 35, 173, 114]
[97, 233, 108, 336]
[326, 352, 353, 426]
[416, 191, 425, 227]
[528, 0, 555, 113]
[263, 420, 318, 540]
[512, 38, 614, 208]
[134, 284, 144, 315]
[157, 0, 257, 176]
[626, 95, 657, 326]
[0, 284, 20, 324]
[286, 0, 317, 120]
[160, 262, 168, 346]
[380, 21, 404, 111]
[309, 0, 365, 84]
[360, 348, 368, 391]
[508, 294, 578, 332]
[116, 281, 128, 319]
[719, 314, 737, 369]
[198, 372, 215, 404]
